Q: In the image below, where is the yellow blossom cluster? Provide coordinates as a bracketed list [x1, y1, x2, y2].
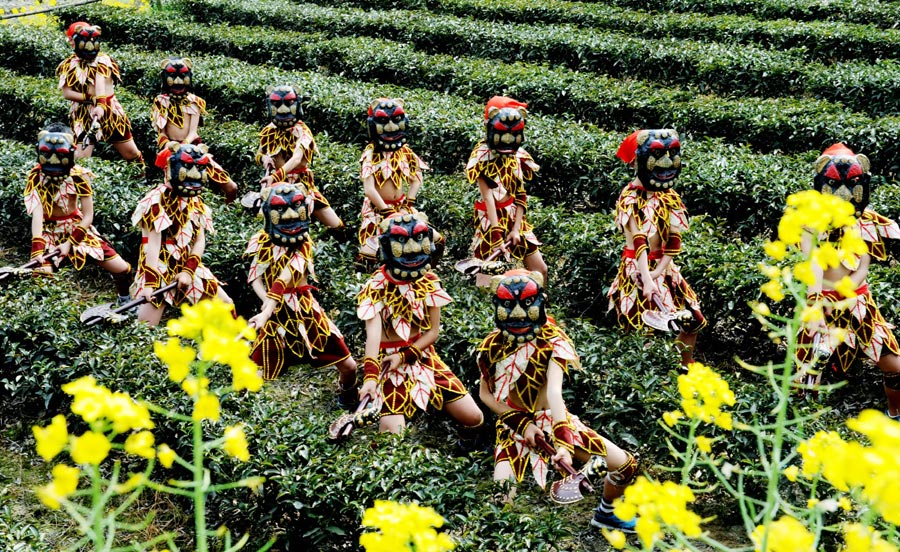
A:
[360, 500, 455, 552]
[751, 516, 815, 552]
[842, 523, 899, 552]
[611, 477, 703, 549]
[664, 362, 735, 430]
[799, 410, 900, 524]
[759, 190, 866, 303]
[223, 425, 250, 462]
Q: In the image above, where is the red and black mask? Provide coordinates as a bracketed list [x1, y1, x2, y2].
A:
[168, 144, 209, 197]
[635, 129, 681, 191]
[367, 98, 408, 152]
[267, 85, 299, 129]
[161, 57, 193, 98]
[72, 24, 101, 62]
[37, 124, 76, 182]
[262, 183, 313, 247]
[485, 106, 526, 155]
[378, 213, 434, 281]
[814, 145, 871, 217]
[491, 271, 547, 343]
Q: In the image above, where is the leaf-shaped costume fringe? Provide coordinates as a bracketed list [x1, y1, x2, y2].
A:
[607, 181, 705, 332]
[152, 94, 231, 186]
[797, 210, 900, 372]
[245, 231, 349, 379]
[466, 142, 540, 261]
[56, 54, 132, 143]
[131, 184, 218, 307]
[24, 166, 118, 270]
[357, 268, 451, 342]
[256, 122, 330, 208]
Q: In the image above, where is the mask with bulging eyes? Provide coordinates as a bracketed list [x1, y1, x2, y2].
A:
[367, 98, 409, 152]
[485, 106, 526, 155]
[491, 271, 547, 343]
[267, 85, 299, 129]
[635, 129, 682, 192]
[168, 144, 209, 197]
[37, 125, 76, 182]
[814, 145, 871, 217]
[73, 24, 101, 61]
[161, 57, 193, 97]
[262, 183, 314, 247]
[378, 213, 434, 281]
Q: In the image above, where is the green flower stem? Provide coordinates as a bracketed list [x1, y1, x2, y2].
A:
[145, 401, 194, 423]
[193, 417, 209, 552]
[111, 461, 155, 518]
[109, 531, 179, 552]
[209, 477, 259, 493]
[142, 479, 195, 498]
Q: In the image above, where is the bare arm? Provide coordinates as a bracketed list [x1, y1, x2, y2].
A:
[363, 175, 390, 211]
[477, 177, 500, 228]
[625, 216, 657, 299]
[545, 361, 573, 466]
[248, 263, 292, 328]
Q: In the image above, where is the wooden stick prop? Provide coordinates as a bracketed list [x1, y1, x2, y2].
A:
[454, 240, 513, 276]
[326, 359, 387, 442]
[80, 282, 178, 326]
[240, 167, 271, 213]
[0, 249, 61, 283]
[533, 433, 595, 505]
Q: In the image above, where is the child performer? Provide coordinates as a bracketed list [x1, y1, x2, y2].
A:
[357, 213, 484, 442]
[256, 85, 344, 232]
[25, 123, 131, 302]
[132, 143, 232, 325]
[357, 98, 444, 267]
[797, 143, 900, 418]
[466, 96, 547, 285]
[608, 129, 705, 367]
[478, 270, 638, 531]
[152, 56, 237, 203]
[57, 22, 143, 165]
[246, 182, 359, 406]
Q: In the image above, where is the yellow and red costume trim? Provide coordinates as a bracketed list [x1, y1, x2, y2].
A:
[357, 268, 464, 416]
[607, 181, 705, 332]
[797, 210, 900, 372]
[131, 183, 218, 307]
[466, 142, 540, 260]
[478, 322, 606, 488]
[24, 165, 118, 269]
[245, 231, 350, 380]
[357, 144, 428, 253]
[56, 54, 132, 143]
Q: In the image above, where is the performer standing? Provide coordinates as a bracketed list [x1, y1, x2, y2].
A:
[246, 182, 359, 406]
[25, 123, 131, 302]
[797, 143, 900, 418]
[152, 57, 237, 203]
[256, 85, 344, 231]
[357, 98, 443, 268]
[132, 143, 232, 325]
[466, 96, 547, 285]
[56, 22, 143, 166]
[357, 213, 484, 441]
[608, 129, 705, 367]
[478, 270, 637, 531]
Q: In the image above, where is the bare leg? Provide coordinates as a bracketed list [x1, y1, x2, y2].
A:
[525, 250, 549, 288]
[443, 394, 484, 428]
[676, 331, 699, 367]
[877, 353, 900, 416]
[138, 302, 165, 325]
[113, 140, 143, 162]
[379, 413, 406, 434]
[75, 144, 94, 159]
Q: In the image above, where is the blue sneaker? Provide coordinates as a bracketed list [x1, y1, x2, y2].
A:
[591, 508, 637, 534]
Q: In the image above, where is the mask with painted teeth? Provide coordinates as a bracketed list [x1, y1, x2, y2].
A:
[490, 270, 547, 343]
[367, 98, 409, 152]
[161, 57, 193, 98]
[378, 213, 434, 281]
[37, 123, 76, 182]
[262, 183, 314, 247]
[72, 24, 102, 62]
[485, 106, 526, 156]
[267, 85, 299, 129]
[168, 144, 209, 197]
[635, 129, 681, 192]
[814, 143, 871, 218]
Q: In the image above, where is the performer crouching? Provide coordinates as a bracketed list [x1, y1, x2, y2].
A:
[478, 270, 637, 532]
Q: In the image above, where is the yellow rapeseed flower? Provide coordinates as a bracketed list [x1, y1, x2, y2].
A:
[812, 242, 841, 271]
[223, 425, 250, 462]
[614, 477, 702, 549]
[70, 431, 112, 465]
[838, 497, 852, 512]
[157, 444, 176, 469]
[192, 393, 220, 422]
[115, 473, 145, 494]
[232, 359, 264, 392]
[33, 414, 68, 461]
[360, 500, 454, 552]
[834, 276, 858, 298]
[751, 516, 815, 552]
[662, 410, 683, 427]
[752, 302, 771, 317]
[696, 436, 712, 453]
[798, 430, 856, 491]
[842, 523, 898, 552]
[36, 464, 80, 510]
[783, 465, 799, 482]
[181, 376, 210, 399]
[63, 376, 111, 423]
[801, 305, 824, 324]
[761, 279, 785, 302]
[154, 338, 196, 383]
[106, 392, 155, 433]
[677, 363, 736, 430]
[601, 528, 627, 549]
[124, 430, 156, 459]
[763, 240, 787, 261]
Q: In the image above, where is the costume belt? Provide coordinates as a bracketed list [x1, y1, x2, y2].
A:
[288, 167, 308, 175]
[475, 194, 514, 211]
[47, 210, 81, 222]
[141, 237, 177, 245]
[821, 283, 869, 301]
[380, 334, 422, 349]
[281, 284, 317, 295]
[384, 194, 406, 206]
[622, 247, 663, 261]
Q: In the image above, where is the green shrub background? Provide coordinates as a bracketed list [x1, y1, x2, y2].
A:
[1, 1, 898, 550]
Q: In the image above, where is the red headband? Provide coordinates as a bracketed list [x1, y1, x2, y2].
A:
[616, 130, 642, 165]
[66, 21, 90, 39]
[484, 96, 527, 120]
[822, 143, 855, 157]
